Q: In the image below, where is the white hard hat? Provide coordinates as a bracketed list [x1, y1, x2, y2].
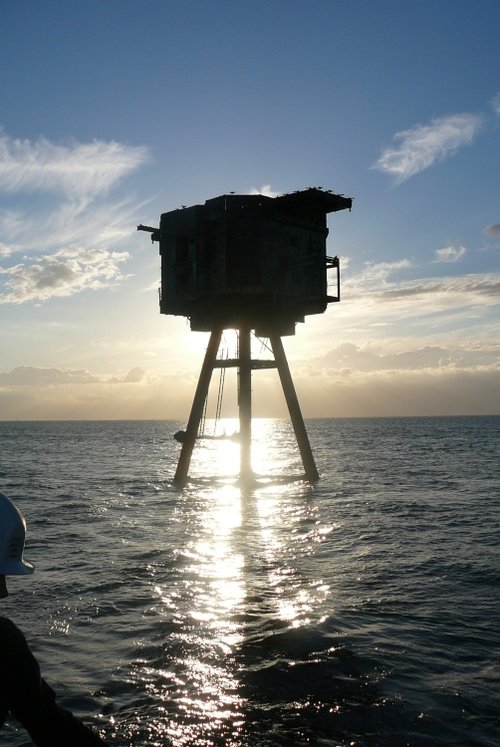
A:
[0, 493, 35, 575]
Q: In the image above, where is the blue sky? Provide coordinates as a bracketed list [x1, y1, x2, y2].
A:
[1, 0, 499, 418]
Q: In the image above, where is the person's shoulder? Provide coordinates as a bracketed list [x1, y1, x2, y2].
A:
[0, 615, 17, 630]
[0, 616, 27, 643]
[0, 616, 34, 668]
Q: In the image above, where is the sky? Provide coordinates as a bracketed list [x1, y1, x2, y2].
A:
[1, 0, 499, 420]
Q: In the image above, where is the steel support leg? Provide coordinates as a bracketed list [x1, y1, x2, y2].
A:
[238, 325, 252, 480]
[174, 327, 223, 487]
[269, 334, 319, 482]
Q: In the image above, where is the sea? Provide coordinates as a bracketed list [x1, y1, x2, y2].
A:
[0, 416, 498, 747]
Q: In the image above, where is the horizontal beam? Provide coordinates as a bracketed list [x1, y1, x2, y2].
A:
[213, 359, 277, 370]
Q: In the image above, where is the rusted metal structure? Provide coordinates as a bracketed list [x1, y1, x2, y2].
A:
[139, 187, 351, 486]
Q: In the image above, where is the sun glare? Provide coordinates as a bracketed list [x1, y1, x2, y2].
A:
[185, 417, 304, 481]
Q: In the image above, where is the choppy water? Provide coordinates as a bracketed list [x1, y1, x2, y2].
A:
[0, 417, 499, 746]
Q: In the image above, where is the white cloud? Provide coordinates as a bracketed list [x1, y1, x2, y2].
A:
[0, 131, 149, 198]
[373, 113, 483, 183]
[433, 244, 466, 263]
[343, 259, 500, 307]
[345, 259, 412, 292]
[328, 261, 500, 336]
[0, 246, 130, 304]
[0, 209, 25, 238]
[10, 194, 144, 255]
[0, 130, 150, 304]
[249, 184, 280, 198]
[349, 272, 500, 308]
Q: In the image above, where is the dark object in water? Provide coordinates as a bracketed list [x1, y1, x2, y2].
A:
[199, 432, 239, 441]
[174, 430, 239, 443]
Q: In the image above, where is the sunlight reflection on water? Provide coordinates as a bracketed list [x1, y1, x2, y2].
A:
[183, 418, 302, 481]
[142, 423, 333, 745]
[159, 483, 247, 745]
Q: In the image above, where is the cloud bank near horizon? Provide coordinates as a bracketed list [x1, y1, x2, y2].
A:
[0, 365, 147, 387]
[1, 351, 498, 420]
